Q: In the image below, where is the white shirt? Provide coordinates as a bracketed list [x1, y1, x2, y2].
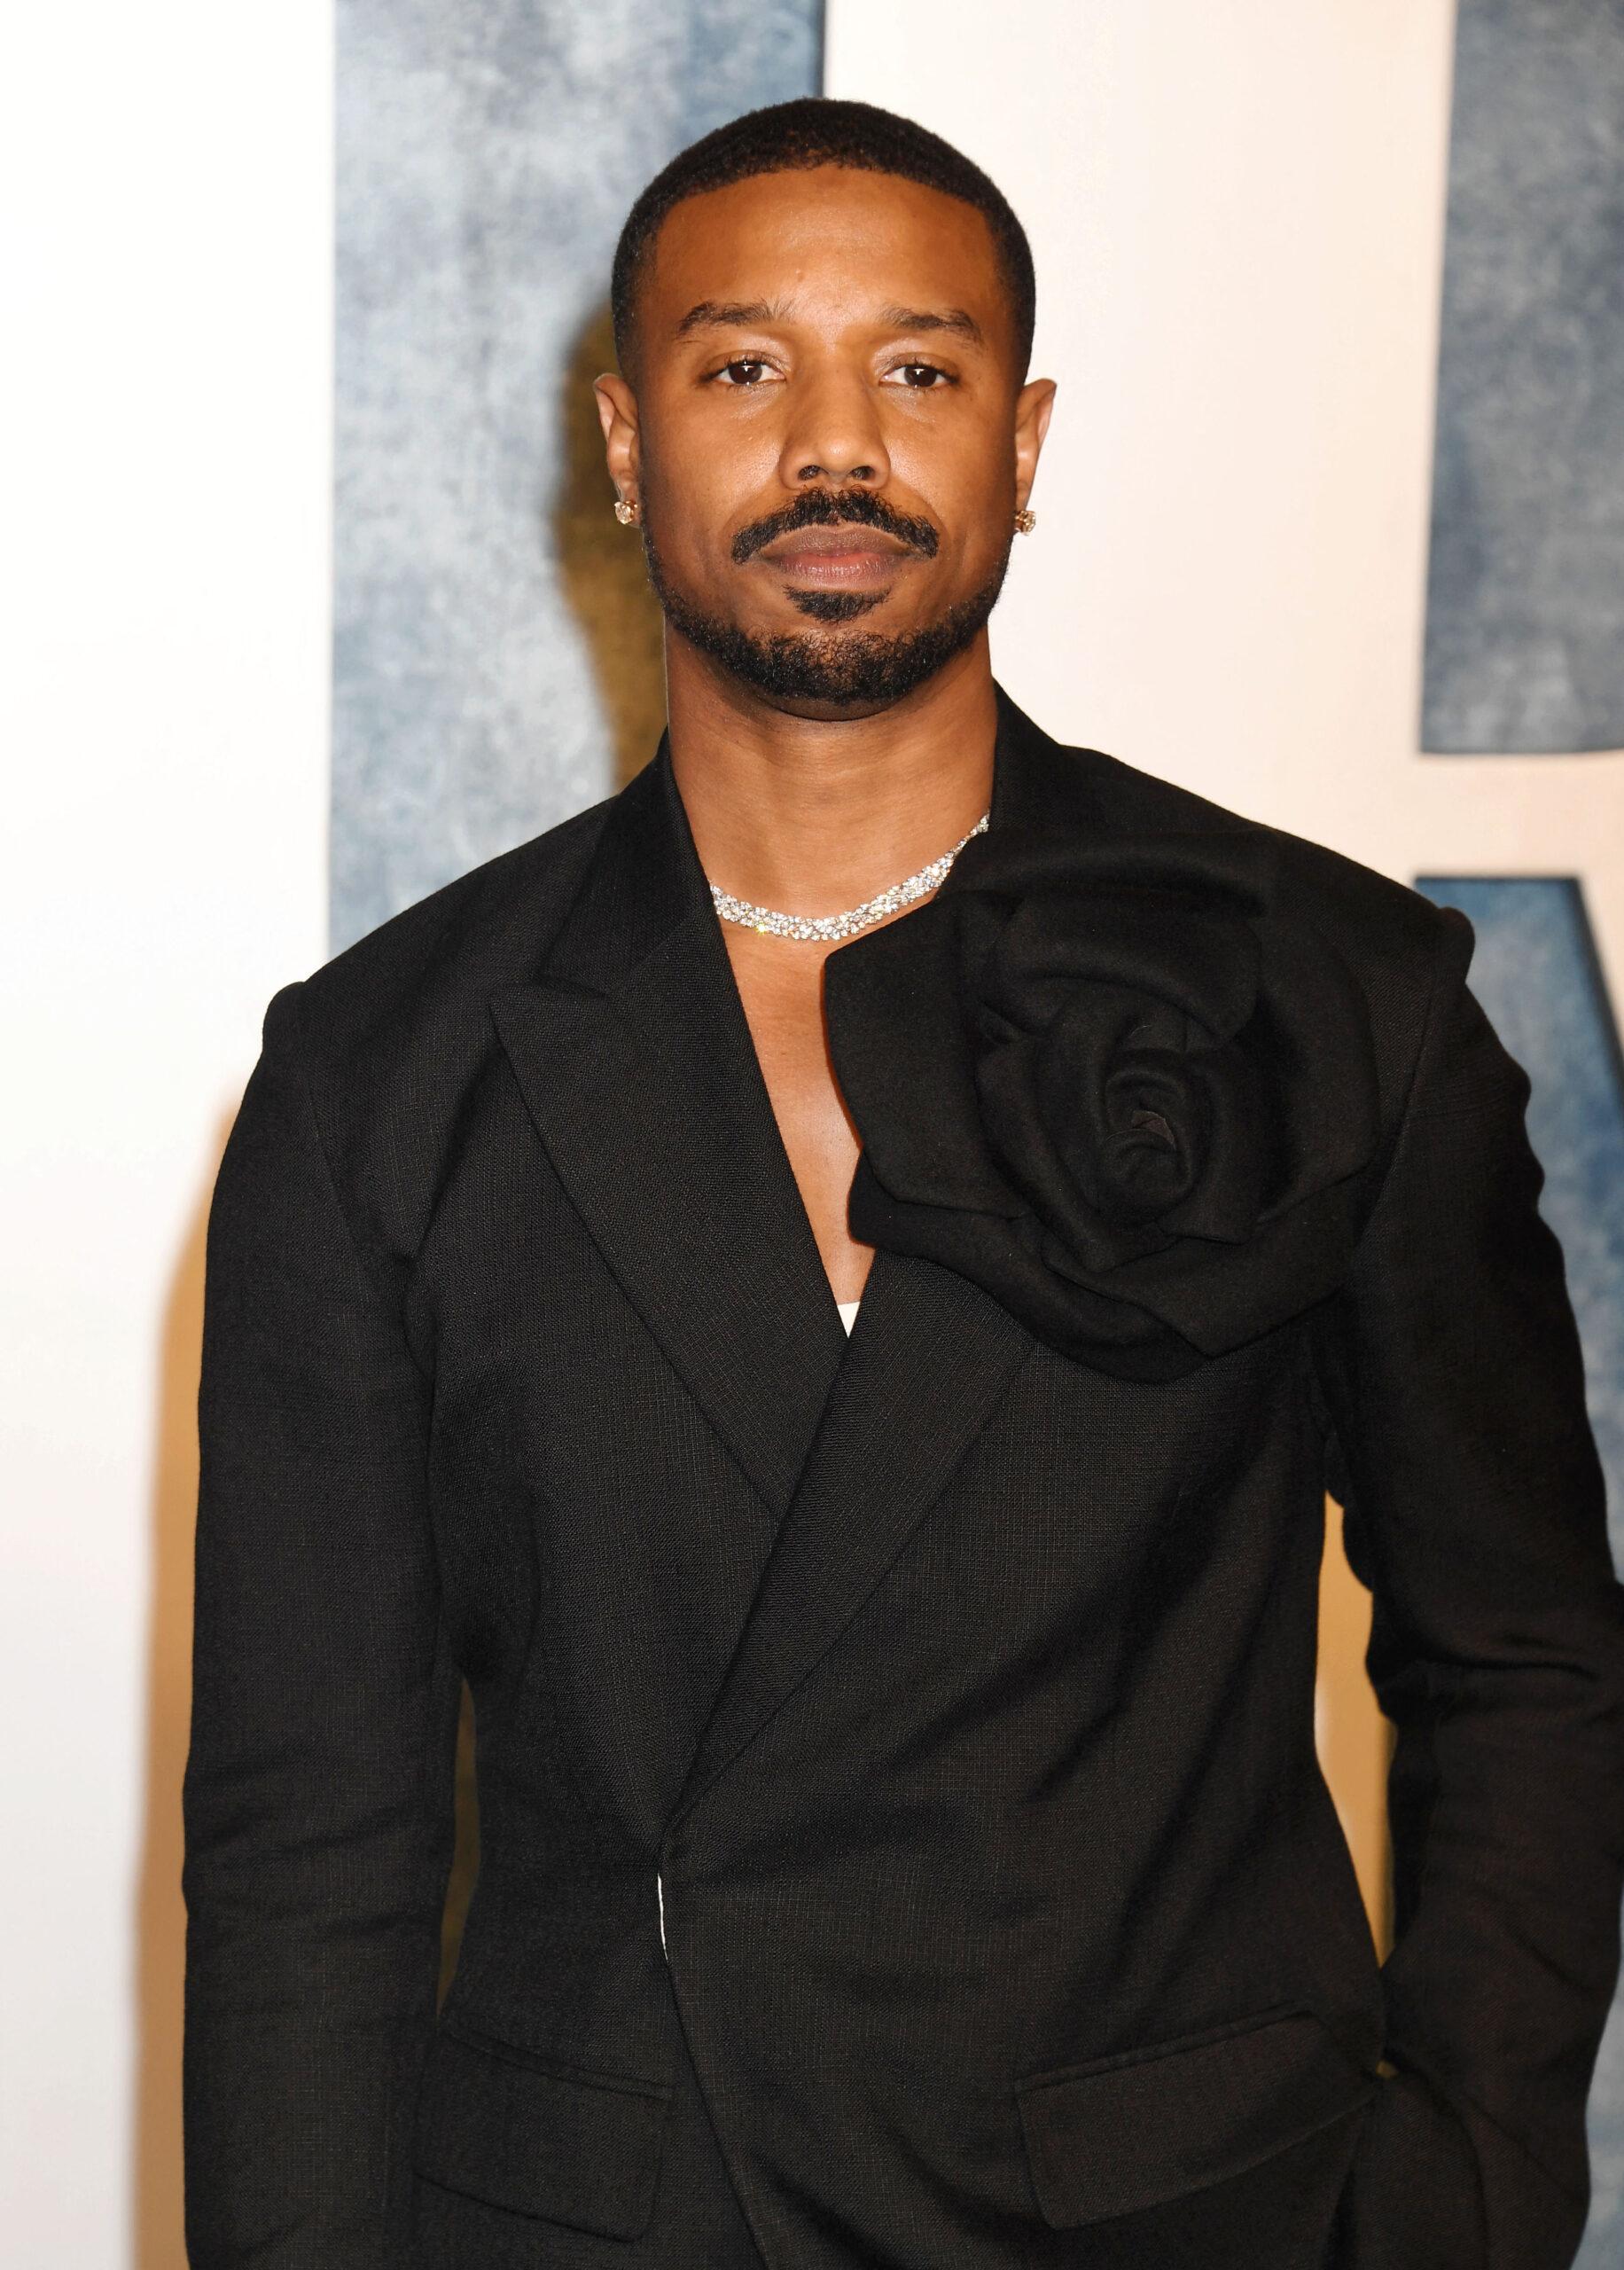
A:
[836, 1299, 860, 1335]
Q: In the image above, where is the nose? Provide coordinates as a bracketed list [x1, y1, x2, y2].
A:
[777, 361, 890, 492]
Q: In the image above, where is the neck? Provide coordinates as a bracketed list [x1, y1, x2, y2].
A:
[665, 634, 998, 917]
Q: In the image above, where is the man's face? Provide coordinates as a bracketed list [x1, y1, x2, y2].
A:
[596, 165, 1055, 720]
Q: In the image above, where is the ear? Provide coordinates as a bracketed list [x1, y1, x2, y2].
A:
[1012, 377, 1058, 515]
[593, 372, 641, 511]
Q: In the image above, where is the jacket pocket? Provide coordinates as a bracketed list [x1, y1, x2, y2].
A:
[1015, 2000, 1378, 2229]
[411, 2017, 675, 2240]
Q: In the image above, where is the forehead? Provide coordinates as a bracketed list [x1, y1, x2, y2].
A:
[643, 164, 1009, 345]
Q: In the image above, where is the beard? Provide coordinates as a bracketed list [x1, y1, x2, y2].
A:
[639, 499, 1014, 709]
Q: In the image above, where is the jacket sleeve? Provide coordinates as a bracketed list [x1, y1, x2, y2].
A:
[182, 980, 464, 2267]
[1311, 902, 1624, 2269]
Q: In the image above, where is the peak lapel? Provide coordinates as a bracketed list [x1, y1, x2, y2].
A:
[671, 686, 1101, 1820]
[489, 743, 847, 1519]
[672, 1248, 1031, 1822]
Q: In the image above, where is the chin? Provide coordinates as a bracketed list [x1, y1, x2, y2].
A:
[646, 529, 1011, 716]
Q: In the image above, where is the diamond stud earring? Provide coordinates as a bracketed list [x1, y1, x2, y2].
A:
[1014, 506, 1036, 534]
[613, 497, 638, 526]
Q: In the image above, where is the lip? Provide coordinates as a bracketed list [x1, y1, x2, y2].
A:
[756, 527, 918, 589]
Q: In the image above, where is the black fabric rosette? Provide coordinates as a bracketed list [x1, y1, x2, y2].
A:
[823, 827, 1382, 1380]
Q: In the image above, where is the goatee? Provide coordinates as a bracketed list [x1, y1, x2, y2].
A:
[640, 521, 1013, 708]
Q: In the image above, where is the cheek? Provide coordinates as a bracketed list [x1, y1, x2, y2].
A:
[644, 439, 777, 580]
[893, 438, 1016, 575]
[640, 475, 728, 592]
[644, 441, 719, 521]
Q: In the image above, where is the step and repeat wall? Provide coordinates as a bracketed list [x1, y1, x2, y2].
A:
[5, 3, 1618, 2262]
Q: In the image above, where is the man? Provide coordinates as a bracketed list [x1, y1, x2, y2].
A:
[182, 97, 1624, 2270]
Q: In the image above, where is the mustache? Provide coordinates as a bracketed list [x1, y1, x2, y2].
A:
[730, 488, 941, 566]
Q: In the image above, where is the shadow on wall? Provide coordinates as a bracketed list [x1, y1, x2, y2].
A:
[552, 301, 668, 793]
[1316, 1500, 1394, 1958]
[132, 1123, 223, 2270]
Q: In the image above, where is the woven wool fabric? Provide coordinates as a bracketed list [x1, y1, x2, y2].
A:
[181, 686, 1624, 2268]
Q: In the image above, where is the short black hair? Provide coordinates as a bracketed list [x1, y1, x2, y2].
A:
[610, 97, 1036, 382]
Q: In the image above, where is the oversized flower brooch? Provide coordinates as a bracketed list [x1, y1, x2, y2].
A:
[824, 826, 1382, 1381]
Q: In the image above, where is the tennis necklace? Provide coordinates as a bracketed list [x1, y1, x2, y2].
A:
[708, 812, 989, 944]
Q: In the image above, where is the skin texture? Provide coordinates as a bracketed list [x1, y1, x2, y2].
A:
[595, 165, 1056, 1304]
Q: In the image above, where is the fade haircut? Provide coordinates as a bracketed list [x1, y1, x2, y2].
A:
[610, 97, 1036, 383]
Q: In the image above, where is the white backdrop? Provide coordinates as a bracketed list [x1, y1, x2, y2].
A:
[4, 4, 1620, 2263]
[1, 8, 332, 2265]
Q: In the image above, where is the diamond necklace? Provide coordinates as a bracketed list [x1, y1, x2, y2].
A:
[708, 812, 989, 944]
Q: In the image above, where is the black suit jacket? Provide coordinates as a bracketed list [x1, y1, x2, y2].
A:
[182, 685, 1624, 2269]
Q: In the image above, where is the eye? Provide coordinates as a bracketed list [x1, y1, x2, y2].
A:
[883, 362, 955, 389]
[710, 356, 779, 387]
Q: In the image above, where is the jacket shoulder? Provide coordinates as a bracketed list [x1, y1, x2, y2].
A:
[1073, 740, 1456, 971]
[245, 791, 617, 1263]
[301, 791, 614, 1031]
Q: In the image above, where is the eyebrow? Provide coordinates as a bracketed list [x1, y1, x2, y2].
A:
[673, 299, 784, 337]
[672, 298, 986, 346]
[878, 304, 985, 345]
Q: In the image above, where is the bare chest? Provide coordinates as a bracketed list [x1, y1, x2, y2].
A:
[722, 931, 872, 1306]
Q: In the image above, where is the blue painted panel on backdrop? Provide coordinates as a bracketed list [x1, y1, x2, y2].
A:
[333, 1, 823, 951]
[1422, 0, 1624, 753]
[1417, 877, 1624, 2259]
[1416, 881, 1624, 1524]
